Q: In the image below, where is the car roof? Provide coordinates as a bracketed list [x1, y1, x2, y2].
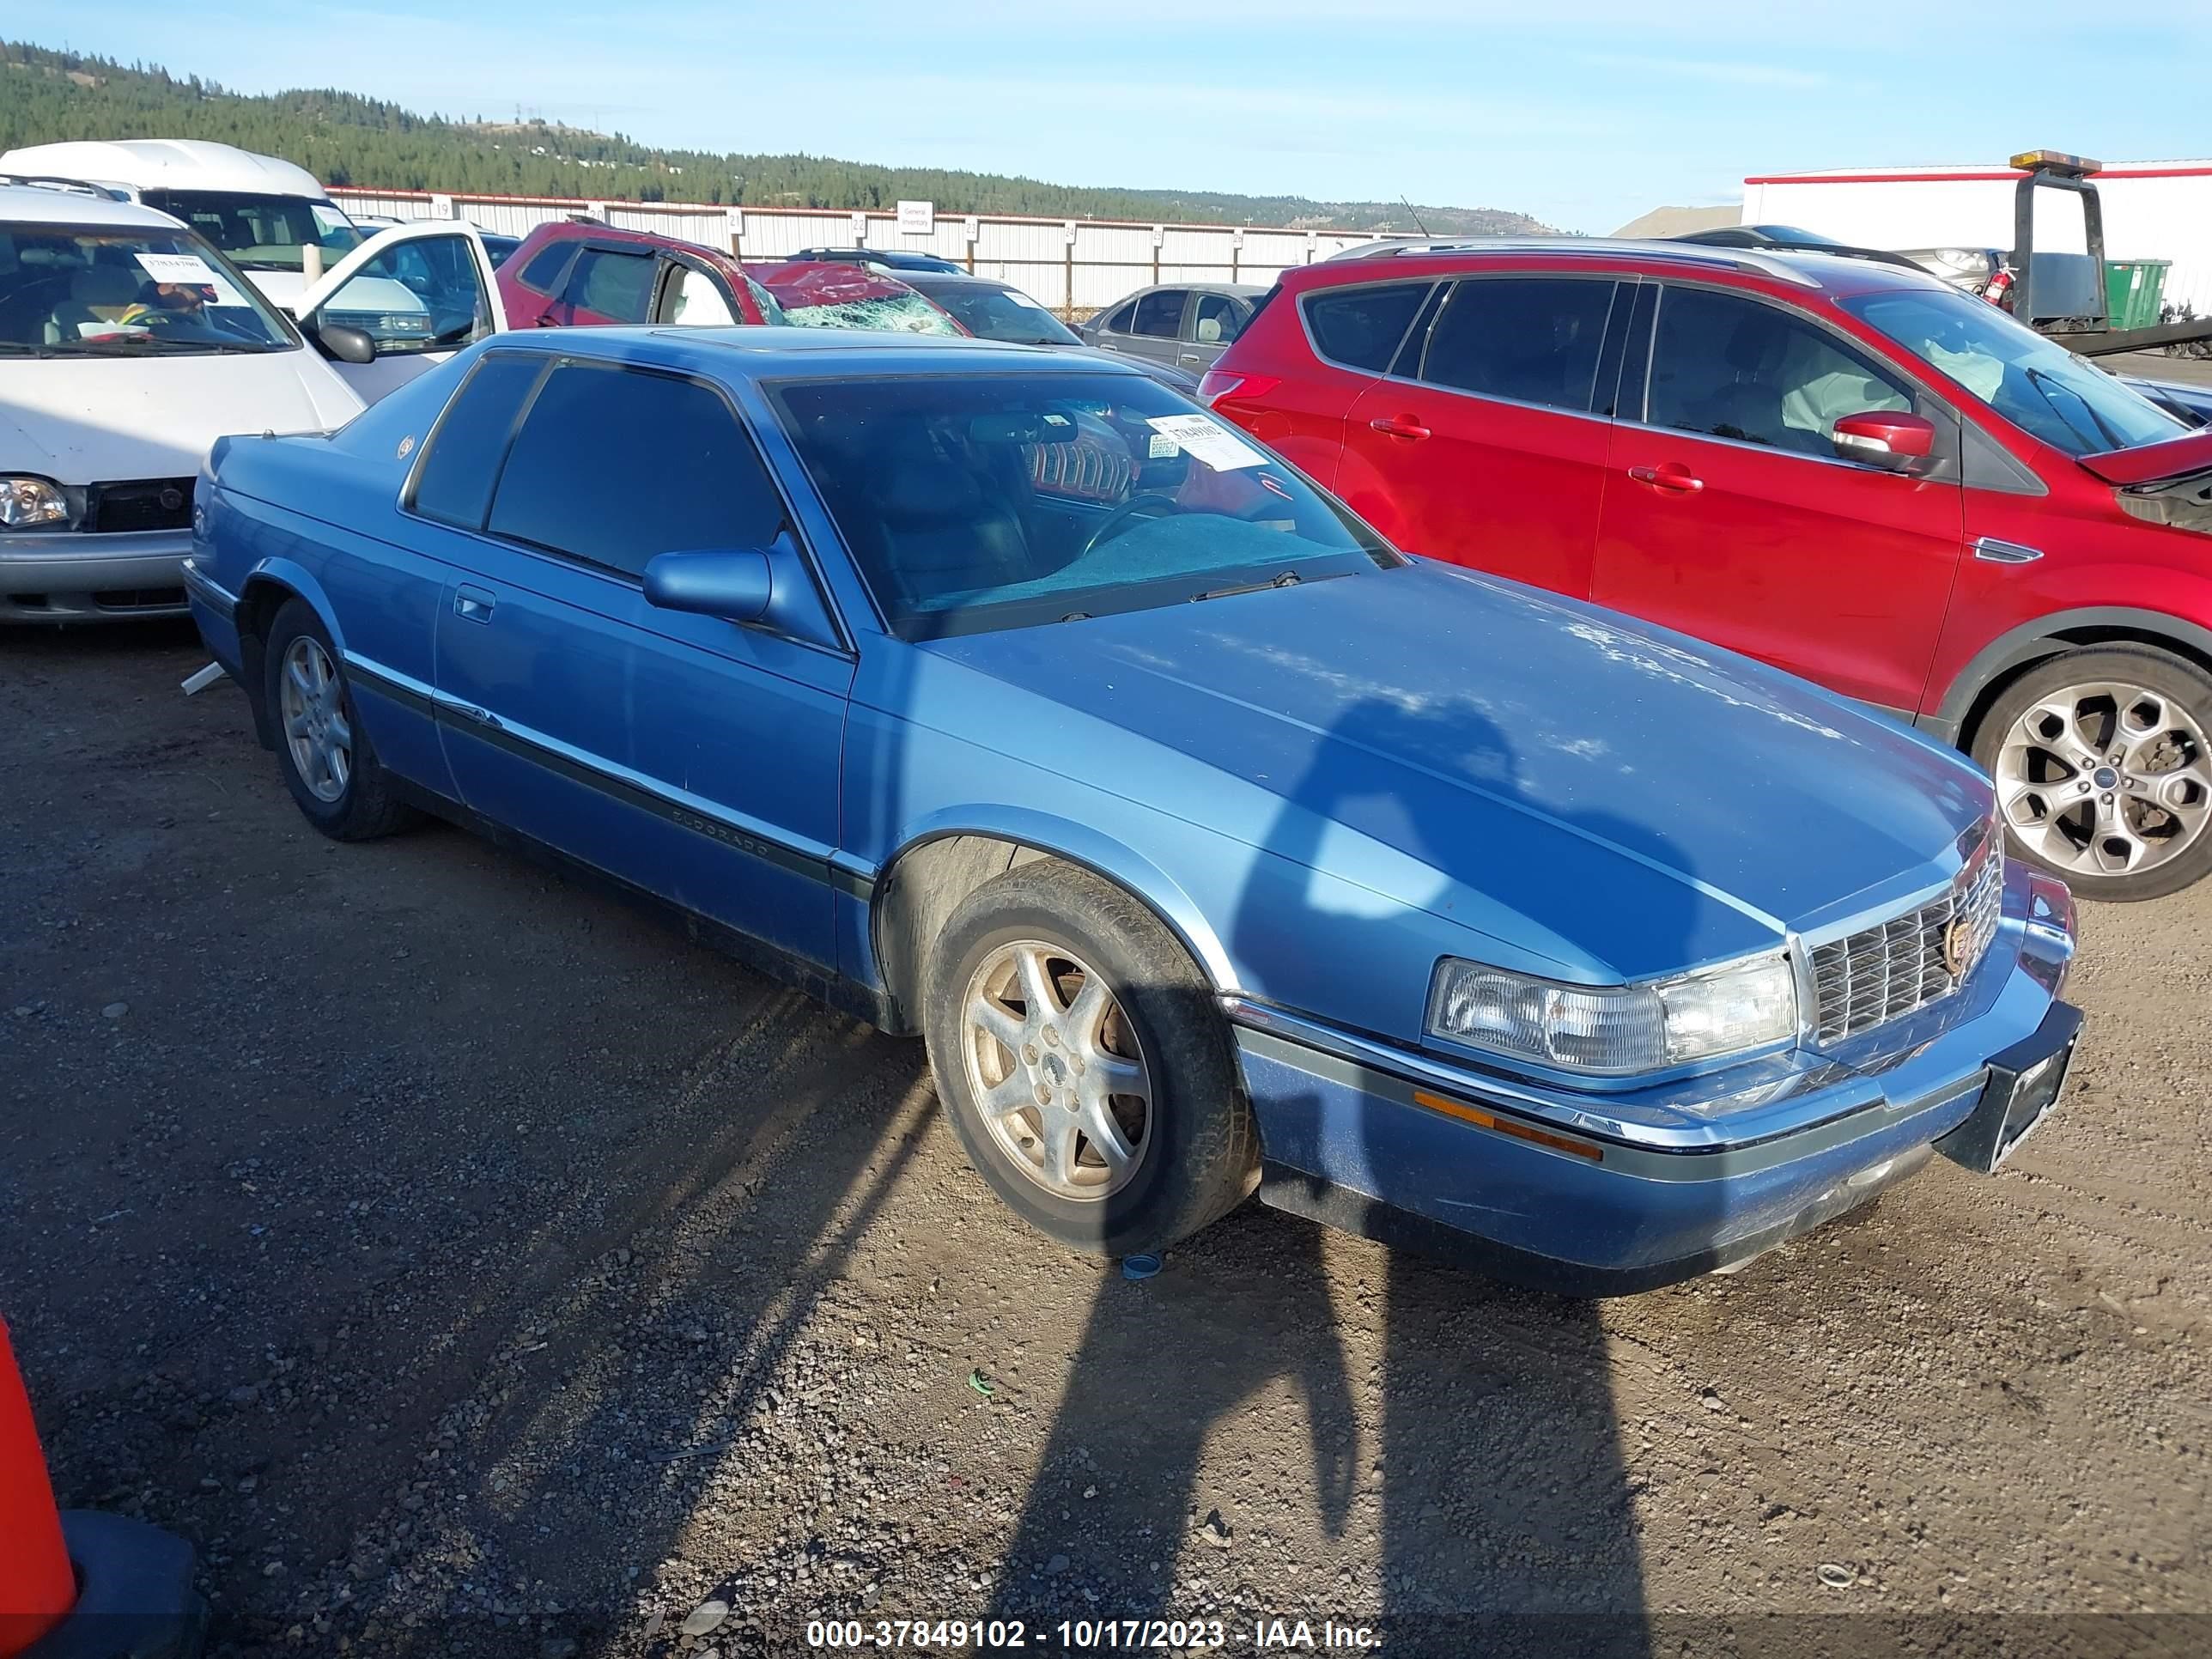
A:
[520, 217, 732, 261]
[0, 180, 189, 230]
[0, 139, 329, 198]
[478, 324, 1156, 379]
[1287, 237, 1949, 301]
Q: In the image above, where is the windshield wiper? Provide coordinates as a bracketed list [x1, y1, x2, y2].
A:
[1192, 571, 1304, 603]
[77, 335, 270, 355]
[2024, 364, 2124, 449]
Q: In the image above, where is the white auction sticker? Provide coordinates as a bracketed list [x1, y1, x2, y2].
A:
[1144, 414, 1264, 471]
[134, 252, 219, 285]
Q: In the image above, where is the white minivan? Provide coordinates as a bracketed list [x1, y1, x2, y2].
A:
[0, 139, 364, 307]
[0, 178, 505, 622]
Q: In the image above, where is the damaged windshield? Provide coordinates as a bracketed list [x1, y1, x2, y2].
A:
[0, 222, 299, 355]
[1842, 285, 2189, 458]
[775, 371, 1395, 638]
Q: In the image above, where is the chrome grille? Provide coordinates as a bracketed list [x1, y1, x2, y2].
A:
[1811, 829, 2004, 1044]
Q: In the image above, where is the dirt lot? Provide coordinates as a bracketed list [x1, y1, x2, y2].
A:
[3, 623, 2208, 1659]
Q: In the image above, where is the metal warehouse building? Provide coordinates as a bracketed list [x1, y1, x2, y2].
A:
[1741, 159, 2212, 319]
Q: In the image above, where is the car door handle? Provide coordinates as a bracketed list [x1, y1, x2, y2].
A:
[453, 586, 496, 623]
[1368, 414, 1432, 441]
[1179, 352, 1203, 364]
[1627, 462, 1704, 494]
[534, 313, 563, 327]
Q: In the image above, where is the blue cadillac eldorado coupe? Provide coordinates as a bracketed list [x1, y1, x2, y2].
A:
[182, 326, 2081, 1292]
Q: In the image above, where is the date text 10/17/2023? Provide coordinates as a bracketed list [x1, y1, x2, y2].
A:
[805, 1618, 1382, 1649]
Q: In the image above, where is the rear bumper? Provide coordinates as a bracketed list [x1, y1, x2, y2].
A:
[0, 529, 192, 622]
[1231, 866, 2078, 1294]
[181, 558, 246, 670]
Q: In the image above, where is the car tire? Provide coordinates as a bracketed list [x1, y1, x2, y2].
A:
[262, 599, 417, 842]
[1970, 645, 2212, 902]
[922, 859, 1257, 1257]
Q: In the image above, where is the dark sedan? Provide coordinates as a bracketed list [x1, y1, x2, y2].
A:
[900, 272, 1199, 392]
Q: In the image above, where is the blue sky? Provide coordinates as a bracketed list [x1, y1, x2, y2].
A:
[10, 1, 2209, 232]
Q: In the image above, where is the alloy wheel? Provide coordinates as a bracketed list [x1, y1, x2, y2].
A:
[279, 635, 353, 804]
[962, 939, 1153, 1201]
[1995, 680, 2210, 878]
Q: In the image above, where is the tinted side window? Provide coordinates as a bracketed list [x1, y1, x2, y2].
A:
[517, 240, 574, 294]
[1647, 286, 1912, 458]
[562, 248, 656, 322]
[1302, 282, 1429, 372]
[1419, 278, 1617, 413]
[410, 353, 545, 529]
[1103, 301, 1136, 333]
[1131, 289, 1185, 337]
[1192, 292, 1244, 345]
[487, 364, 786, 578]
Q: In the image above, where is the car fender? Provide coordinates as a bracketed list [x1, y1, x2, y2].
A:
[875, 804, 1241, 996]
[1929, 598, 2212, 739]
[236, 554, 345, 654]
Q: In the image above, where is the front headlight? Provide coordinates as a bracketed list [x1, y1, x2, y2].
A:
[1426, 951, 1798, 1076]
[0, 477, 70, 531]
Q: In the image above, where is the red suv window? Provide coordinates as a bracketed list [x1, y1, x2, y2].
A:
[1302, 282, 1430, 373]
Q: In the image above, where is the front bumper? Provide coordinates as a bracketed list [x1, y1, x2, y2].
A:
[0, 527, 192, 622]
[1230, 863, 2078, 1294]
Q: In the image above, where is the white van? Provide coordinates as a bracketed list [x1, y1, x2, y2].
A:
[1, 162, 512, 621]
[0, 179, 368, 622]
[0, 139, 363, 307]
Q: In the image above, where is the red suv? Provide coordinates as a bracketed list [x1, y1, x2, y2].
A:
[1203, 240, 2212, 901]
[498, 221, 780, 328]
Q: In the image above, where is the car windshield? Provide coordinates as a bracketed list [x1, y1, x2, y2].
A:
[0, 222, 298, 355]
[137, 189, 362, 274]
[775, 371, 1395, 638]
[916, 282, 1080, 346]
[748, 261, 960, 335]
[1840, 284, 2191, 457]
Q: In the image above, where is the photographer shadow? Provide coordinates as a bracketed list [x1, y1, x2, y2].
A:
[985, 687, 1689, 1653]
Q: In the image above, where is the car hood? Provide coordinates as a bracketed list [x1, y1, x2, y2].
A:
[2078, 427, 2212, 486]
[242, 269, 310, 307]
[917, 560, 1991, 981]
[0, 350, 362, 483]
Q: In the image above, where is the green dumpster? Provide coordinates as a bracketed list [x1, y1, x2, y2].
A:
[2104, 259, 2172, 330]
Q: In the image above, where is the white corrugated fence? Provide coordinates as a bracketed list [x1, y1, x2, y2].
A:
[327, 188, 1388, 315]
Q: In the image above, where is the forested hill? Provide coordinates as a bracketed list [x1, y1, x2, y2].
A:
[0, 40, 1550, 234]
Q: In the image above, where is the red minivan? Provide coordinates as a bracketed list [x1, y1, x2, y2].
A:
[1203, 241, 2212, 901]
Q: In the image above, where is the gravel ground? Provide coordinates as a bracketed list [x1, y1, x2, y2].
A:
[3, 623, 2207, 1659]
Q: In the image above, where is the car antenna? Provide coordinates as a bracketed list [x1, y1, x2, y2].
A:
[1401, 195, 1432, 237]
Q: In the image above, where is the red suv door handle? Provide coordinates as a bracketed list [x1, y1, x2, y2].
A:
[1369, 414, 1432, 441]
[1627, 462, 1704, 494]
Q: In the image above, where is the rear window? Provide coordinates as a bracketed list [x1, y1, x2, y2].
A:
[409, 353, 545, 529]
[515, 240, 575, 295]
[1300, 282, 1430, 373]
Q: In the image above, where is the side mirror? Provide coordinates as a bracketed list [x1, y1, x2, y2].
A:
[642, 549, 775, 624]
[314, 323, 378, 365]
[1832, 410, 1936, 470]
